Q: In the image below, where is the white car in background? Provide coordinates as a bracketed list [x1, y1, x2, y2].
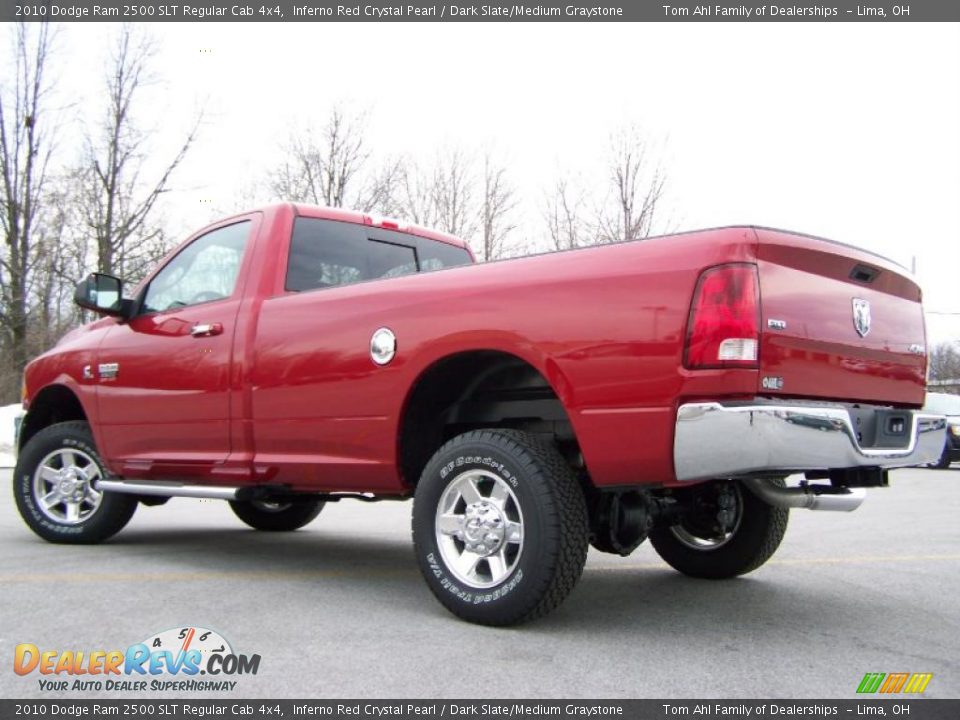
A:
[0, 403, 23, 468]
[923, 392, 960, 468]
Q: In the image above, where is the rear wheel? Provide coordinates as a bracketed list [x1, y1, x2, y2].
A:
[650, 480, 788, 579]
[229, 498, 324, 531]
[412, 429, 589, 626]
[13, 421, 138, 544]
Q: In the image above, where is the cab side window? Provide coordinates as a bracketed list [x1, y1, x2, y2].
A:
[142, 221, 251, 314]
[418, 239, 473, 271]
[286, 218, 418, 292]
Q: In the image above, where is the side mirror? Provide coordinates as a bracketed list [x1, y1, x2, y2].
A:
[74, 273, 132, 318]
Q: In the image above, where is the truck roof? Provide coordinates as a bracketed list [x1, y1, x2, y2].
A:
[288, 203, 471, 253]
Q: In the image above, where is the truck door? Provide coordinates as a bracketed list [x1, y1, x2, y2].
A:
[249, 217, 422, 491]
[95, 217, 258, 477]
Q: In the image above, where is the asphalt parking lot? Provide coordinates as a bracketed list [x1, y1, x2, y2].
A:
[0, 466, 957, 699]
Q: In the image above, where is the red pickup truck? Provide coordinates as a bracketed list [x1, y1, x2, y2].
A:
[13, 204, 946, 625]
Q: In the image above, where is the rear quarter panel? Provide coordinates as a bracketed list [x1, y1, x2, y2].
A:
[249, 227, 760, 490]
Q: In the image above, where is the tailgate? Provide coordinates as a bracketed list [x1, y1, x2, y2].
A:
[755, 228, 926, 407]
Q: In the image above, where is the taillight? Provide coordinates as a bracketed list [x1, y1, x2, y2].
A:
[684, 263, 760, 369]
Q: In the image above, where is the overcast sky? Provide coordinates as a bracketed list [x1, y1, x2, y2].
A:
[40, 21, 960, 344]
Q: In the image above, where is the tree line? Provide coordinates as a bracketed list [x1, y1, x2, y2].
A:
[259, 107, 668, 261]
[929, 342, 960, 389]
[1, 25, 198, 402]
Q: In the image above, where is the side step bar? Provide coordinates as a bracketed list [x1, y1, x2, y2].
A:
[97, 479, 240, 500]
[96, 479, 387, 503]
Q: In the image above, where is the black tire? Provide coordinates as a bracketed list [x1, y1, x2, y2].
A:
[412, 429, 589, 626]
[229, 498, 324, 531]
[650, 480, 788, 579]
[13, 421, 137, 544]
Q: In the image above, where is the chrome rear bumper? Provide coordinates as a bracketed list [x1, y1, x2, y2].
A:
[674, 401, 946, 483]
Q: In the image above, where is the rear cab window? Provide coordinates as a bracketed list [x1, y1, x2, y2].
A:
[286, 218, 472, 293]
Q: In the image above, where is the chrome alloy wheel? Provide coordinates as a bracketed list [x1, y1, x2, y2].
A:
[31, 448, 103, 525]
[435, 470, 525, 589]
[669, 483, 744, 551]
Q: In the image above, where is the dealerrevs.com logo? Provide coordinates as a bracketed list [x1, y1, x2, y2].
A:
[14, 626, 261, 693]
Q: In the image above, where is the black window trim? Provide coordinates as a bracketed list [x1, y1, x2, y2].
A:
[283, 217, 473, 296]
[367, 236, 422, 273]
[284, 219, 452, 295]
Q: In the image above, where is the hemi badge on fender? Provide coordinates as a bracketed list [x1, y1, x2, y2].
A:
[767, 319, 787, 330]
[908, 344, 924, 355]
[98, 362, 119, 380]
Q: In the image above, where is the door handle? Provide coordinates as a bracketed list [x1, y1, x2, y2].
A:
[190, 322, 223, 337]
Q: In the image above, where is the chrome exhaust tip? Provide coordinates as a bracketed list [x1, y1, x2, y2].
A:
[742, 478, 866, 512]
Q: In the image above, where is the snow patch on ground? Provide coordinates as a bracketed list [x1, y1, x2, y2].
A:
[0, 403, 22, 467]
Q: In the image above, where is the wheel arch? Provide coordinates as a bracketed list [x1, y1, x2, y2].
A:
[397, 348, 584, 489]
[19, 383, 91, 452]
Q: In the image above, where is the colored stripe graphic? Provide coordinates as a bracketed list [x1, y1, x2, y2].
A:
[880, 673, 909, 693]
[857, 673, 885, 694]
[903, 673, 933, 694]
[857, 672, 932, 694]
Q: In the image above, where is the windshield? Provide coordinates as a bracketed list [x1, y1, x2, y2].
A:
[924, 392, 960, 416]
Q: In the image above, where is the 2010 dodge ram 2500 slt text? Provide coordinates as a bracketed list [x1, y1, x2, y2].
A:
[14, 204, 947, 625]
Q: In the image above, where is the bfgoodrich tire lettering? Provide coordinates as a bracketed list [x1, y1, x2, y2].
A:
[412, 429, 588, 626]
[13, 421, 137, 544]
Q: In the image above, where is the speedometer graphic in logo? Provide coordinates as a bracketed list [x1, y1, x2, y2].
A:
[140, 626, 233, 668]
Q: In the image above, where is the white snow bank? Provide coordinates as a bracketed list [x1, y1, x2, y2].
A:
[0, 403, 22, 468]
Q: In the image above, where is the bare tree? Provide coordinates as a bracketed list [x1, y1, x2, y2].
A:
[429, 149, 478, 241]
[271, 119, 513, 260]
[360, 157, 403, 216]
[478, 153, 517, 262]
[76, 25, 198, 281]
[597, 126, 666, 244]
[929, 341, 960, 383]
[30, 181, 78, 349]
[543, 177, 590, 251]
[0, 24, 56, 399]
[270, 106, 400, 215]
[396, 161, 438, 227]
[395, 150, 486, 252]
[542, 126, 667, 253]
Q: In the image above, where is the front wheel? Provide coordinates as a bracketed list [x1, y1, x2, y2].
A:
[229, 498, 325, 531]
[412, 429, 589, 626]
[13, 421, 138, 544]
[650, 480, 788, 579]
